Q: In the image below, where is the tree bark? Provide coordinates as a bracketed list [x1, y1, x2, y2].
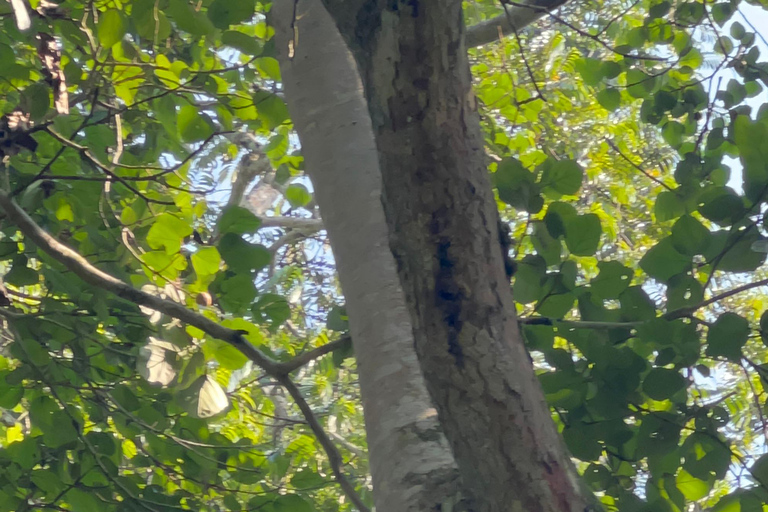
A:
[271, 3, 467, 511]
[320, 1, 593, 510]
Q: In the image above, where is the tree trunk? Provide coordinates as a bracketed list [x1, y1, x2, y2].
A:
[320, 2, 593, 510]
[271, 3, 467, 511]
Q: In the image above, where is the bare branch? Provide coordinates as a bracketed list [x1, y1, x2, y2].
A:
[260, 216, 324, 230]
[465, 0, 569, 48]
[329, 431, 366, 458]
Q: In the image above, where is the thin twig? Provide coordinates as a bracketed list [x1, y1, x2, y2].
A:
[276, 374, 370, 512]
[606, 139, 675, 192]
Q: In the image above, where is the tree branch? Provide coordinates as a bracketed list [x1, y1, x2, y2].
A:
[521, 277, 768, 331]
[280, 335, 351, 374]
[260, 216, 324, 230]
[667, 277, 768, 320]
[0, 192, 280, 369]
[520, 317, 641, 329]
[0, 192, 369, 510]
[465, 0, 569, 48]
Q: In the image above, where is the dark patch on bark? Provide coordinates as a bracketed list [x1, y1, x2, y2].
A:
[405, 0, 419, 17]
[497, 217, 516, 279]
[413, 77, 430, 90]
[353, 1, 382, 54]
[400, 420, 445, 443]
[435, 238, 464, 368]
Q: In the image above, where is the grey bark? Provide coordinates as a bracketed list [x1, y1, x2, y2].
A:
[272, 3, 466, 511]
[319, 1, 594, 511]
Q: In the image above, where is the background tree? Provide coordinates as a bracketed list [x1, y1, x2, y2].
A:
[0, 0, 765, 511]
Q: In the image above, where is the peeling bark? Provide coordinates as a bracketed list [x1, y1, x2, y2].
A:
[319, 1, 593, 510]
[271, 3, 468, 510]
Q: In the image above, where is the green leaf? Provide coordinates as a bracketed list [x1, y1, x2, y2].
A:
[626, 69, 656, 98]
[706, 312, 749, 362]
[147, 213, 193, 255]
[661, 121, 686, 148]
[751, 454, 768, 490]
[285, 184, 312, 208]
[98, 10, 127, 48]
[327, 306, 348, 332]
[216, 274, 257, 312]
[564, 214, 601, 256]
[619, 286, 656, 321]
[671, 215, 710, 256]
[167, 0, 214, 35]
[679, 47, 703, 69]
[640, 238, 690, 283]
[178, 105, 213, 143]
[44, 410, 78, 447]
[596, 88, 621, 111]
[495, 158, 540, 212]
[666, 274, 704, 312]
[218, 206, 262, 235]
[512, 257, 547, 304]
[655, 191, 685, 222]
[537, 292, 575, 318]
[730, 22, 746, 40]
[111, 385, 141, 412]
[208, 0, 256, 29]
[252, 293, 291, 329]
[0, 43, 14, 67]
[590, 261, 632, 299]
[31, 469, 65, 496]
[218, 233, 271, 274]
[712, 3, 735, 25]
[544, 202, 577, 238]
[254, 92, 290, 130]
[191, 247, 221, 277]
[643, 368, 686, 400]
[531, 221, 562, 266]
[540, 158, 583, 195]
[205, 339, 248, 370]
[21, 84, 50, 121]
[733, 115, 768, 186]
[66, 489, 101, 512]
[698, 187, 745, 226]
[222, 30, 263, 56]
[270, 495, 313, 512]
[0, 379, 23, 408]
[575, 58, 605, 86]
[716, 230, 767, 273]
[682, 432, 731, 480]
[142, 16, 171, 41]
[563, 423, 603, 460]
[256, 57, 282, 81]
[676, 470, 710, 501]
[715, 35, 733, 54]
[760, 310, 768, 346]
[5, 258, 39, 286]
